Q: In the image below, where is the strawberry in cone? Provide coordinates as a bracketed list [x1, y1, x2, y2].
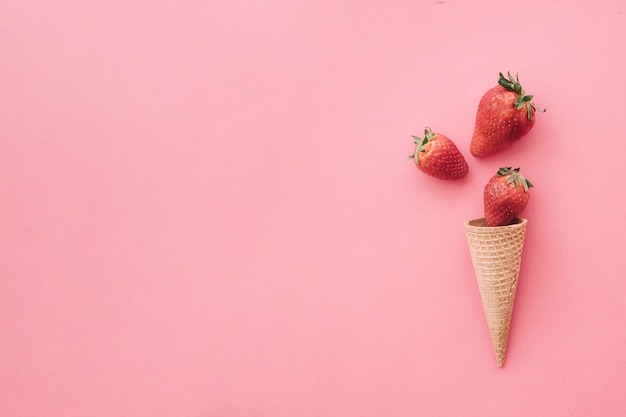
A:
[464, 167, 533, 367]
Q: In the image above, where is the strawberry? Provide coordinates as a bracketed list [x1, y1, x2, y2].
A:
[409, 127, 469, 180]
[484, 167, 533, 226]
[470, 72, 544, 157]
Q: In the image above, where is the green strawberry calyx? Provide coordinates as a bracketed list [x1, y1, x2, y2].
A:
[497, 166, 534, 192]
[497, 72, 546, 121]
[409, 127, 436, 166]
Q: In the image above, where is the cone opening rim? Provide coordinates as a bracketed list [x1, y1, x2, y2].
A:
[464, 217, 527, 229]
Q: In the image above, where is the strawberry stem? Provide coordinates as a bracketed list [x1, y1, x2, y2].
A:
[409, 127, 436, 166]
[497, 166, 533, 192]
[497, 72, 545, 121]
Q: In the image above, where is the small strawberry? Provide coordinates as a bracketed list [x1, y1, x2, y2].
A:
[470, 72, 545, 157]
[409, 127, 469, 180]
[484, 167, 533, 226]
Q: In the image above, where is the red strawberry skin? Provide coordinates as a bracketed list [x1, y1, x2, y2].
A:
[470, 73, 543, 158]
[484, 167, 533, 227]
[410, 128, 469, 180]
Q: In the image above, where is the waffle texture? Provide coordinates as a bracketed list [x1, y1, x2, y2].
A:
[464, 217, 528, 367]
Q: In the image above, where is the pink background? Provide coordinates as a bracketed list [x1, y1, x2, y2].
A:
[2, 0, 626, 415]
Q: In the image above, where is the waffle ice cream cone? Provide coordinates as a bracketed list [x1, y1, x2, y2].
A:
[464, 217, 528, 367]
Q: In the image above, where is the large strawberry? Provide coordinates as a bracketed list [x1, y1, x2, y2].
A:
[410, 127, 469, 180]
[470, 72, 544, 157]
[484, 167, 533, 226]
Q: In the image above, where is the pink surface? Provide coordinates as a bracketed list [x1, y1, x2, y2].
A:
[2, 1, 626, 415]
